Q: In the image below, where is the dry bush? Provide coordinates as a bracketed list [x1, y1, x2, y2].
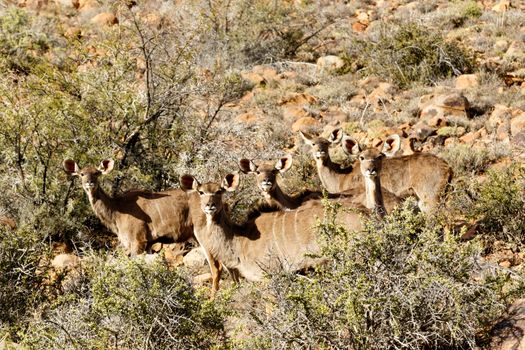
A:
[238, 201, 513, 349]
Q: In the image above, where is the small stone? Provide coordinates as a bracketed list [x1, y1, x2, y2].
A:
[183, 248, 207, 268]
[455, 74, 479, 90]
[52, 253, 80, 271]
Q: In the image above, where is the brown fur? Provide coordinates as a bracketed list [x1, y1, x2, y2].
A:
[241, 152, 401, 214]
[300, 129, 452, 212]
[63, 160, 193, 256]
[181, 174, 365, 291]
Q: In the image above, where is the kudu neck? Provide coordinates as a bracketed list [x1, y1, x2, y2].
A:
[266, 183, 301, 210]
[364, 175, 386, 219]
[85, 185, 119, 232]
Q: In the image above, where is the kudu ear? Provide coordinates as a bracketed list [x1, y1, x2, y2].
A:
[63, 159, 79, 175]
[382, 134, 401, 157]
[239, 158, 257, 174]
[274, 154, 293, 173]
[98, 159, 114, 174]
[179, 174, 199, 191]
[327, 128, 343, 144]
[341, 136, 361, 155]
[299, 131, 315, 146]
[222, 173, 240, 192]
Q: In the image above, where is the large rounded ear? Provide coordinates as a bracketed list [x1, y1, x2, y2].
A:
[382, 134, 401, 157]
[274, 154, 293, 173]
[239, 158, 258, 174]
[341, 136, 361, 155]
[98, 159, 114, 174]
[179, 174, 199, 191]
[222, 173, 240, 192]
[327, 128, 343, 144]
[63, 159, 79, 175]
[299, 131, 315, 146]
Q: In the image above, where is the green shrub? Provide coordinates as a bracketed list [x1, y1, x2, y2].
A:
[0, 224, 49, 335]
[350, 22, 476, 88]
[464, 166, 525, 246]
[239, 201, 511, 349]
[440, 143, 509, 176]
[21, 254, 230, 349]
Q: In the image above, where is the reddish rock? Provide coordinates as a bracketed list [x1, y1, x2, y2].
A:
[459, 131, 480, 144]
[236, 112, 259, 124]
[292, 117, 319, 132]
[279, 93, 317, 106]
[282, 106, 311, 120]
[352, 21, 368, 32]
[90, 13, 119, 26]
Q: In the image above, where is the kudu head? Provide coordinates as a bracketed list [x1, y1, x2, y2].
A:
[341, 134, 401, 177]
[238, 155, 293, 195]
[299, 128, 343, 163]
[63, 159, 115, 195]
[180, 173, 240, 219]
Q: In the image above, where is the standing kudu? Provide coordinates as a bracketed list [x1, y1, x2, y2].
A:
[300, 129, 452, 212]
[63, 159, 194, 256]
[239, 141, 401, 214]
[180, 173, 368, 292]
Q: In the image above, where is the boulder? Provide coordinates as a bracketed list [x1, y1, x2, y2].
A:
[420, 93, 470, 120]
[455, 74, 479, 90]
[492, 0, 511, 12]
[292, 116, 320, 132]
[510, 110, 525, 136]
[90, 13, 119, 26]
[316, 55, 345, 72]
[183, 247, 207, 268]
[488, 299, 525, 350]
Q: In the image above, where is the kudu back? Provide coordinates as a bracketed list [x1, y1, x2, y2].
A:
[63, 159, 193, 256]
[300, 129, 452, 212]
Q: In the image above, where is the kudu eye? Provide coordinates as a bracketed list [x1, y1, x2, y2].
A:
[198, 190, 205, 195]
[359, 156, 364, 161]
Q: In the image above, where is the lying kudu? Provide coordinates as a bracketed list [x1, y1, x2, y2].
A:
[239, 141, 402, 214]
[180, 147, 391, 291]
[63, 159, 194, 256]
[300, 129, 452, 212]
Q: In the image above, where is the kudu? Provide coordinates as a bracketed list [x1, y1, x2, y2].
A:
[239, 142, 401, 214]
[179, 162, 392, 291]
[300, 129, 452, 212]
[63, 159, 194, 256]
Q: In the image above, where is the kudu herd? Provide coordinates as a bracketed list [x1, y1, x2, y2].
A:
[63, 128, 453, 293]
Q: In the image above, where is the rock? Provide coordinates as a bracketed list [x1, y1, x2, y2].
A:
[183, 247, 207, 268]
[282, 106, 312, 120]
[316, 55, 345, 72]
[488, 299, 525, 350]
[510, 110, 525, 136]
[78, 0, 98, 11]
[352, 21, 368, 32]
[494, 39, 509, 52]
[193, 273, 212, 284]
[51, 253, 80, 271]
[368, 82, 395, 107]
[460, 130, 480, 144]
[90, 13, 119, 26]
[241, 71, 265, 86]
[492, 0, 511, 12]
[505, 41, 525, 61]
[64, 26, 82, 40]
[486, 104, 511, 133]
[428, 116, 447, 128]
[420, 93, 470, 120]
[236, 112, 259, 124]
[455, 74, 479, 90]
[412, 122, 436, 141]
[279, 93, 317, 106]
[292, 116, 319, 132]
